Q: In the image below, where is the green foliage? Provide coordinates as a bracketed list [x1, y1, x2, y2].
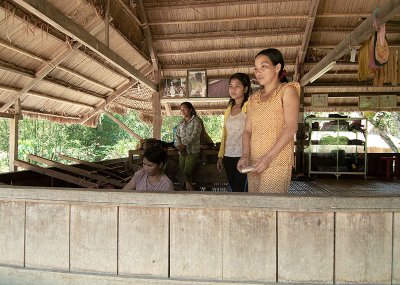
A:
[319, 135, 348, 145]
[0, 111, 224, 173]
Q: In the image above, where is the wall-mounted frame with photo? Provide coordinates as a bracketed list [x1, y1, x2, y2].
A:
[311, 94, 328, 107]
[379, 95, 397, 108]
[161, 78, 187, 98]
[207, 78, 230, 98]
[359, 96, 379, 109]
[187, 70, 207, 97]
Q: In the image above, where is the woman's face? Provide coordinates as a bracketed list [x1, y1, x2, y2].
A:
[180, 104, 191, 118]
[229, 78, 246, 100]
[142, 157, 162, 176]
[254, 55, 280, 86]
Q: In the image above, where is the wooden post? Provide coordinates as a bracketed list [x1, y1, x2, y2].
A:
[8, 99, 21, 172]
[105, 0, 110, 46]
[152, 71, 162, 139]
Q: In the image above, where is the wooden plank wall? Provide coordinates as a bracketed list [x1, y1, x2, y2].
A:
[0, 189, 399, 284]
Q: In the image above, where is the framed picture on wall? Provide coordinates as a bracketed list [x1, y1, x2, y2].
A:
[187, 70, 207, 97]
[379, 95, 397, 108]
[161, 78, 187, 98]
[207, 78, 230, 98]
[311, 94, 328, 107]
[359, 96, 379, 109]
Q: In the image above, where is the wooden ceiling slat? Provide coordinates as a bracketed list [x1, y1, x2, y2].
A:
[11, 0, 157, 91]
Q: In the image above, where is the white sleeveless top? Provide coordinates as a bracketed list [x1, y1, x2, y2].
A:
[224, 111, 246, 157]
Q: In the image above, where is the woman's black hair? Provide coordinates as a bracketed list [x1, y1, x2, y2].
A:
[180, 101, 197, 117]
[143, 145, 167, 165]
[228, 73, 251, 108]
[255, 48, 288, 83]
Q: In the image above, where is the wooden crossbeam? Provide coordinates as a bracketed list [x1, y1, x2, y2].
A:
[28, 154, 125, 188]
[58, 154, 112, 170]
[102, 110, 143, 140]
[11, 0, 157, 91]
[300, 0, 400, 86]
[0, 112, 23, 119]
[14, 159, 97, 188]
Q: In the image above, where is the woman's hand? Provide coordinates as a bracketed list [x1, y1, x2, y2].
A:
[237, 156, 249, 172]
[253, 154, 272, 174]
[216, 157, 223, 172]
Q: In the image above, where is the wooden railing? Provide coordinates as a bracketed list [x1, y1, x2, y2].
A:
[0, 186, 399, 285]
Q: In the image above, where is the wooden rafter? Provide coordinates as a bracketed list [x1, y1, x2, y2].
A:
[144, 0, 309, 9]
[0, 84, 95, 110]
[117, 0, 142, 26]
[11, 0, 157, 91]
[0, 112, 23, 119]
[149, 14, 309, 26]
[136, 0, 159, 72]
[304, 86, 400, 94]
[102, 110, 143, 140]
[80, 79, 138, 124]
[294, 0, 320, 81]
[300, 0, 400, 86]
[27, 154, 125, 188]
[0, 61, 106, 112]
[14, 159, 98, 188]
[58, 154, 112, 171]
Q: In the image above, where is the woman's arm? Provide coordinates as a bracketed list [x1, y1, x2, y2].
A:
[237, 105, 252, 171]
[254, 85, 300, 173]
[122, 175, 137, 190]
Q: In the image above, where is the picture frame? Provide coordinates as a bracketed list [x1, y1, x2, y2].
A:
[161, 78, 187, 98]
[311, 94, 328, 107]
[207, 78, 230, 98]
[379, 95, 397, 108]
[358, 96, 379, 109]
[187, 70, 207, 98]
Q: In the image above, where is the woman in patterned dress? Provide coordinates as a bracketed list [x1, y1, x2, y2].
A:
[237, 48, 300, 193]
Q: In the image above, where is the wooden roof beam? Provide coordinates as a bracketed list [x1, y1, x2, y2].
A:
[0, 84, 95, 110]
[0, 112, 23, 119]
[294, 0, 320, 81]
[300, 0, 400, 86]
[136, 0, 159, 72]
[117, 0, 142, 26]
[144, 0, 308, 9]
[102, 110, 143, 140]
[158, 44, 300, 57]
[153, 29, 305, 41]
[304, 86, 400, 94]
[0, 63, 105, 112]
[14, 159, 98, 188]
[80, 79, 138, 124]
[11, 0, 157, 91]
[27, 154, 125, 188]
[58, 154, 112, 170]
[149, 15, 308, 25]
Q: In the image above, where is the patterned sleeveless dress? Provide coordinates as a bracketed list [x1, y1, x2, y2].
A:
[247, 82, 300, 193]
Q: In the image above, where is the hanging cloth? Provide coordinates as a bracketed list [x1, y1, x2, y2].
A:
[374, 24, 389, 66]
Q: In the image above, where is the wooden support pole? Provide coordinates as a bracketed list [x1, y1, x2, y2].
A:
[27, 154, 125, 188]
[102, 110, 143, 140]
[8, 114, 18, 172]
[105, 0, 110, 46]
[13, 159, 97, 188]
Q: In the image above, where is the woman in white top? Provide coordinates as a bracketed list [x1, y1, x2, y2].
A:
[217, 73, 251, 192]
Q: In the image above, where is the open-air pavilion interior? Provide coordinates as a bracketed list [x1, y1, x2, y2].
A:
[0, 0, 400, 284]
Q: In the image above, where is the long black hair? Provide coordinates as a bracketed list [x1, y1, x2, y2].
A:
[228, 73, 251, 108]
[255, 48, 288, 83]
[180, 102, 197, 117]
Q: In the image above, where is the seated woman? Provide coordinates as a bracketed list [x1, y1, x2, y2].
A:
[123, 145, 174, 191]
